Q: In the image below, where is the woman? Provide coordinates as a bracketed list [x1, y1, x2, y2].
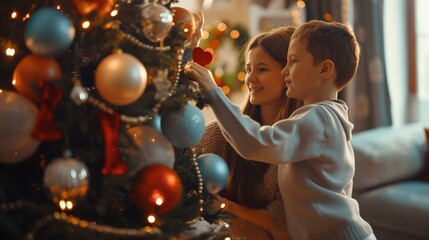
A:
[195, 26, 302, 240]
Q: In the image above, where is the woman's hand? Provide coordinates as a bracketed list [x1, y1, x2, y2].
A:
[184, 62, 218, 92]
[210, 194, 273, 231]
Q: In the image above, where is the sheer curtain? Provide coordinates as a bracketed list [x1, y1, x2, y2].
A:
[383, 0, 408, 126]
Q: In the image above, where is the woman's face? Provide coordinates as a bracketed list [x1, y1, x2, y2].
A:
[245, 46, 285, 107]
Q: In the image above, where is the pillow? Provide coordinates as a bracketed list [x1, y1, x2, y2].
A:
[351, 124, 427, 192]
[422, 128, 429, 181]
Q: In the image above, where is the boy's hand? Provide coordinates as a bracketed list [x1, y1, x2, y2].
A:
[184, 62, 218, 92]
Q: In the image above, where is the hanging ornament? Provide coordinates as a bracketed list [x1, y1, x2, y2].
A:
[153, 68, 171, 101]
[161, 103, 205, 147]
[0, 91, 40, 164]
[70, 0, 115, 16]
[192, 47, 213, 67]
[13, 54, 62, 103]
[95, 52, 148, 106]
[196, 153, 229, 194]
[141, 2, 173, 43]
[24, 7, 75, 57]
[131, 164, 182, 215]
[171, 7, 196, 41]
[31, 81, 64, 141]
[98, 111, 128, 175]
[43, 155, 89, 210]
[125, 126, 175, 177]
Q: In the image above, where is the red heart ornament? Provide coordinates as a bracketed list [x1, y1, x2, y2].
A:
[192, 47, 213, 67]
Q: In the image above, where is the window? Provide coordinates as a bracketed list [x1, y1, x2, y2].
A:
[416, 0, 429, 100]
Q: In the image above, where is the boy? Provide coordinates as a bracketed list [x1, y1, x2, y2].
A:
[185, 20, 376, 240]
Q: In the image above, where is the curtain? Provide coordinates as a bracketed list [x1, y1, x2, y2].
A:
[305, 0, 392, 132]
[346, 0, 392, 132]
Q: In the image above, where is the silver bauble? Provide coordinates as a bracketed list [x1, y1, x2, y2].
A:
[141, 2, 173, 42]
[43, 157, 89, 207]
[0, 91, 40, 164]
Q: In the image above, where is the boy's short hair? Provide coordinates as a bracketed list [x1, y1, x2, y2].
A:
[291, 20, 360, 90]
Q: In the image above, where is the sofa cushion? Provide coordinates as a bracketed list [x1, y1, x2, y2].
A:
[351, 123, 427, 191]
[354, 181, 429, 239]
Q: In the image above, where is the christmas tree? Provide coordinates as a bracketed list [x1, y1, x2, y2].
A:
[0, 0, 231, 239]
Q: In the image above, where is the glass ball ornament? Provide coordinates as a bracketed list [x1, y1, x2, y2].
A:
[24, 7, 75, 57]
[0, 91, 40, 164]
[70, 0, 115, 16]
[125, 125, 175, 177]
[196, 153, 229, 194]
[43, 157, 89, 209]
[141, 2, 173, 42]
[171, 7, 196, 40]
[161, 104, 205, 147]
[95, 52, 147, 106]
[131, 164, 182, 215]
[13, 54, 62, 103]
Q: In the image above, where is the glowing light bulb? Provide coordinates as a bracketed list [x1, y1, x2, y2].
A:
[155, 197, 164, 206]
[66, 201, 73, 210]
[110, 10, 118, 17]
[5, 48, 15, 56]
[11, 11, 17, 19]
[59, 200, 66, 210]
[147, 215, 156, 223]
[220, 203, 226, 209]
[82, 21, 90, 29]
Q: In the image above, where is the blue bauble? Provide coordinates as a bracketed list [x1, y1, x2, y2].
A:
[197, 153, 229, 194]
[24, 7, 75, 57]
[161, 104, 205, 147]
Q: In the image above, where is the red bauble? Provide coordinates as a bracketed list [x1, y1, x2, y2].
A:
[171, 7, 196, 40]
[70, 0, 115, 16]
[131, 164, 182, 215]
[13, 54, 62, 103]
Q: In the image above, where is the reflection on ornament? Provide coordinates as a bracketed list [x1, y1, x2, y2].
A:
[161, 104, 205, 147]
[95, 52, 147, 106]
[13, 54, 62, 103]
[43, 157, 89, 209]
[24, 7, 75, 57]
[0, 91, 40, 164]
[196, 153, 229, 194]
[125, 125, 175, 177]
[70, 0, 115, 16]
[171, 7, 196, 40]
[131, 164, 182, 215]
[141, 2, 173, 42]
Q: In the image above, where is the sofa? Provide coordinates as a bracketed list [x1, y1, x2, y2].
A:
[351, 123, 429, 240]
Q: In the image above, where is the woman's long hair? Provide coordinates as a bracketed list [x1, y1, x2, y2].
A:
[222, 26, 303, 208]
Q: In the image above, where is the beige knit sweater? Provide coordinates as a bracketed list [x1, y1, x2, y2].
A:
[195, 120, 290, 240]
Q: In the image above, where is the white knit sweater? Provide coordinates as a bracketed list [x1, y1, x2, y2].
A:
[204, 87, 374, 240]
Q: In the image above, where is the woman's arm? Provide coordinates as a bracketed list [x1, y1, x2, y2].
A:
[217, 196, 273, 230]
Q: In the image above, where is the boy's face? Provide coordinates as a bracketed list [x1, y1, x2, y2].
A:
[281, 39, 324, 104]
